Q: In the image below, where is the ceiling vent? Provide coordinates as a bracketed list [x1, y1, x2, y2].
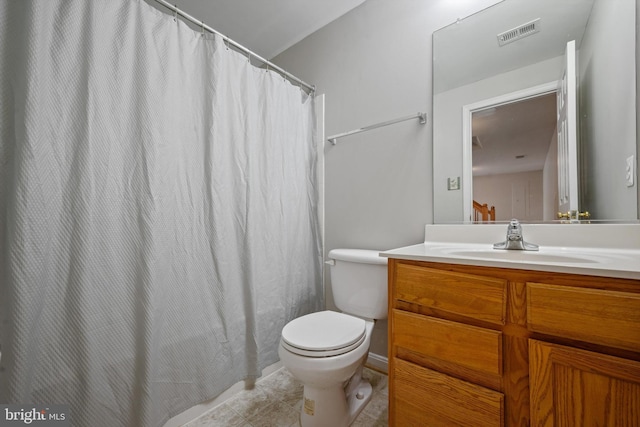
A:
[497, 18, 541, 47]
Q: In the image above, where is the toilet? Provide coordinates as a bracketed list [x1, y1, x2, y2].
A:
[278, 248, 388, 427]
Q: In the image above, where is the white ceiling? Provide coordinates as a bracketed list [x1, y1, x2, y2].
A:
[169, 0, 367, 59]
[472, 93, 557, 176]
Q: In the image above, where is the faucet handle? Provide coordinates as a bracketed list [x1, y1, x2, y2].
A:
[494, 218, 539, 251]
[506, 219, 522, 238]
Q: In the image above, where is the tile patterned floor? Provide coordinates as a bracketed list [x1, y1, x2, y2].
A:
[184, 367, 388, 426]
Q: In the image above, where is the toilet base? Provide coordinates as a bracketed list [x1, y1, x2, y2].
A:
[299, 376, 373, 427]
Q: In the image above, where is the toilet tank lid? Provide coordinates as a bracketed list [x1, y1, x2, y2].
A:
[328, 249, 387, 265]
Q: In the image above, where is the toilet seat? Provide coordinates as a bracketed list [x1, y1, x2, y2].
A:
[281, 311, 366, 358]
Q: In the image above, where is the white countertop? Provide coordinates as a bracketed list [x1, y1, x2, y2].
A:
[380, 223, 640, 280]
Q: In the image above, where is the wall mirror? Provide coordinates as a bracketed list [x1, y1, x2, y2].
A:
[432, 0, 639, 223]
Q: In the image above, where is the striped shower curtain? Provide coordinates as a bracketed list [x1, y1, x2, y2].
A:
[0, 0, 322, 425]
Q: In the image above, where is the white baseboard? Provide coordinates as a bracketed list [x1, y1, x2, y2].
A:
[366, 352, 388, 374]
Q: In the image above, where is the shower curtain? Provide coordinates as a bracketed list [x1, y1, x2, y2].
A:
[0, 1, 322, 426]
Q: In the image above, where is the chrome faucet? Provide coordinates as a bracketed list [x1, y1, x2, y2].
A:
[493, 219, 539, 251]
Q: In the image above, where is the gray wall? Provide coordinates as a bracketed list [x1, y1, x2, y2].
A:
[579, 0, 637, 219]
[273, 0, 501, 359]
[474, 170, 544, 221]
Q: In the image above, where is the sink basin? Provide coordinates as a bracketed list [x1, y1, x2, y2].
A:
[380, 224, 640, 280]
[442, 249, 598, 264]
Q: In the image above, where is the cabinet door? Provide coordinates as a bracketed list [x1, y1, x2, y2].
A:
[530, 339, 640, 426]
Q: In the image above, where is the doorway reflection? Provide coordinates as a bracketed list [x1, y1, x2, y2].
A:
[472, 93, 557, 221]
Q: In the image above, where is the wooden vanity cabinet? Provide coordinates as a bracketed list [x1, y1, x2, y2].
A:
[387, 258, 640, 427]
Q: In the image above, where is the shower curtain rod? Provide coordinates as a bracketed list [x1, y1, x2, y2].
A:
[153, 0, 316, 93]
[327, 112, 427, 145]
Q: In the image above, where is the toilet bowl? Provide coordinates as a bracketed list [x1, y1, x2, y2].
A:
[278, 249, 387, 427]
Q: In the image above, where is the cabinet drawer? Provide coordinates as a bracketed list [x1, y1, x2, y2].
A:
[527, 283, 640, 352]
[392, 358, 504, 427]
[394, 263, 506, 325]
[393, 309, 502, 379]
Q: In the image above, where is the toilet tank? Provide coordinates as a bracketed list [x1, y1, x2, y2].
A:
[328, 249, 388, 320]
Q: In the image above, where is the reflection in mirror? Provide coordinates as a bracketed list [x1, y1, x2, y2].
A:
[472, 93, 557, 222]
[432, 0, 639, 223]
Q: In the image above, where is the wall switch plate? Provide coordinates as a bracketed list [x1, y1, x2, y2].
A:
[626, 155, 635, 187]
[447, 176, 460, 191]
